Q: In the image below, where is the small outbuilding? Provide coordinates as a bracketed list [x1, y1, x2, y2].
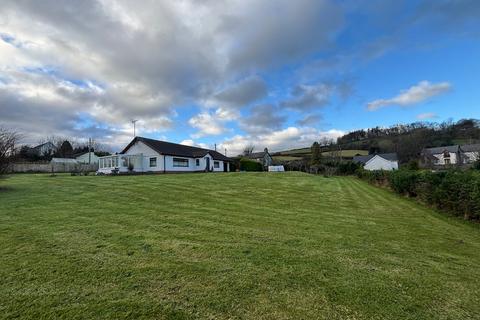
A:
[75, 151, 100, 164]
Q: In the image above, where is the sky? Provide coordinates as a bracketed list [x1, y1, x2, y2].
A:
[0, 0, 479, 155]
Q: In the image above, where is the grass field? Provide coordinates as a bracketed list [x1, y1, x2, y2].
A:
[1, 173, 480, 319]
[273, 148, 368, 159]
[321, 149, 369, 158]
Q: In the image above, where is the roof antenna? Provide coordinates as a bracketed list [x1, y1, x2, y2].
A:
[225, 148, 227, 156]
[214, 143, 217, 151]
[131, 119, 138, 137]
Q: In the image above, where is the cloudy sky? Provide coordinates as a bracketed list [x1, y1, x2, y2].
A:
[1, 0, 479, 155]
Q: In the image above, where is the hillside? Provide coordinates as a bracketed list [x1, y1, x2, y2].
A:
[273, 119, 480, 163]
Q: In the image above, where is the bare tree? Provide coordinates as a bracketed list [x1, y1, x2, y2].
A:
[0, 127, 21, 174]
[243, 145, 255, 156]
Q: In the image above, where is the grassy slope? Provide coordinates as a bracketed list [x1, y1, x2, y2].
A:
[1, 173, 479, 319]
[273, 149, 368, 159]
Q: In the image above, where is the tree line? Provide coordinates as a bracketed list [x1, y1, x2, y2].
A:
[335, 119, 480, 163]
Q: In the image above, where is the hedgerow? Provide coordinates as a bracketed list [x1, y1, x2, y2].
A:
[357, 168, 480, 220]
[239, 158, 263, 171]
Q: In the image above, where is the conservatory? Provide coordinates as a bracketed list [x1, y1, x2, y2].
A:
[97, 154, 144, 174]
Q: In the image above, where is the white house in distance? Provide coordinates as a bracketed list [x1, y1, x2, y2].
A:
[353, 153, 399, 171]
[421, 144, 480, 166]
[28, 142, 57, 157]
[75, 151, 100, 164]
[98, 137, 233, 174]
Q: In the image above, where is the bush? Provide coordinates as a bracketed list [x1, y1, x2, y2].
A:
[239, 158, 263, 171]
[405, 160, 419, 171]
[337, 161, 360, 175]
[357, 169, 480, 220]
[388, 170, 419, 196]
[473, 159, 480, 171]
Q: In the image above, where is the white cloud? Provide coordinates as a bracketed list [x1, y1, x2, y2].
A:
[180, 139, 208, 149]
[367, 81, 451, 111]
[188, 112, 228, 138]
[218, 127, 344, 156]
[416, 112, 438, 120]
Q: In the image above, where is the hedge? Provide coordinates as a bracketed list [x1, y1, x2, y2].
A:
[357, 169, 480, 220]
[239, 158, 263, 171]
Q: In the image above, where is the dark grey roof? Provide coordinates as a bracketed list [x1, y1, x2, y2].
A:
[353, 153, 398, 164]
[423, 145, 460, 154]
[461, 144, 480, 152]
[246, 151, 266, 159]
[121, 137, 232, 161]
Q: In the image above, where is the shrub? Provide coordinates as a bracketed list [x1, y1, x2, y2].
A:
[405, 160, 420, 171]
[388, 170, 419, 196]
[337, 161, 360, 175]
[357, 169, 480, 221]
[239, 158, 263, 171]
[473, 159, 480, 171]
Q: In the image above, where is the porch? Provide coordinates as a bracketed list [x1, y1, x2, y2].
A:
[98, 154, 144, 174]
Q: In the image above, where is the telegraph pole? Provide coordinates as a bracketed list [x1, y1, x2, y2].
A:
[131, 119, 138, 137]
[88, 138, 92, 164]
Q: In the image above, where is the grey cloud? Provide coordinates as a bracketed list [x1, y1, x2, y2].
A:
[296, 114, 323, 126]
[212, 76, 268, 108]
[281, 84, 333, 111]
[226, 0, 344, 70]
[239, 104, 286, 134]
[0, 0, 345, 143]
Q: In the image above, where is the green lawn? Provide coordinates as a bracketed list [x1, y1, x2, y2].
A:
[1, 173, 480, 319]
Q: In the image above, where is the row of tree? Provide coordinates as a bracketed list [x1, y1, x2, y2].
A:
[18, 136, 110, 161]
[335, 119, 480, 163]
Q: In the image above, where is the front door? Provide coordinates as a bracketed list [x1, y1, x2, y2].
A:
[205, 157, 210, 172]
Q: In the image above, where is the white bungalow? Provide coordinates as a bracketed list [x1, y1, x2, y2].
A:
[353, 153, 399, 171]
[98, 137, 233, 174]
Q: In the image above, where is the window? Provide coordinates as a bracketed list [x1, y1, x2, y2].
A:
[121, 156, 128, 167]
[445, 158, 451, 165]
[214, 161, 220, 168]
[196, 159, 200, 166]
[149, 157, 157, 167]
[173, 158, 189, 167]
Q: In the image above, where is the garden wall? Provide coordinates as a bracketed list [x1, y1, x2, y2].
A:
[10, 162, 98, 173]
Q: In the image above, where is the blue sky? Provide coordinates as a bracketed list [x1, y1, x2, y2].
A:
[0, 0, 479, 154]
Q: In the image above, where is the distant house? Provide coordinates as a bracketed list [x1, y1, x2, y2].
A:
[97, 137, 233, 174]
[353, 153, 399, 171]
[28, 142, 57, 157]
[245, 148, 273, 168]
[421, 144, 480, 167]
[75, 151, 100, 164]
[421, 145, 462, 166]
[459, 144, 480, 164]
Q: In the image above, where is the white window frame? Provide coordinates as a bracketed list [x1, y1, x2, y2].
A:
[173, 157, 189, 167]
[196, 159, 200, 166]
[214, 161, 220, 168]
[149, 157, 157, 167]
